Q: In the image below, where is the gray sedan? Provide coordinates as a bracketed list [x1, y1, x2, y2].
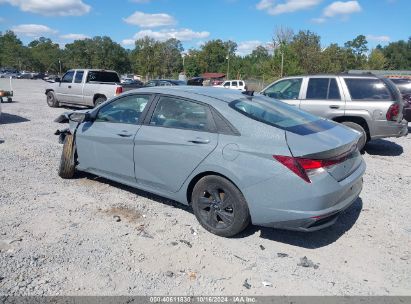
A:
[56, 86, 365, 237]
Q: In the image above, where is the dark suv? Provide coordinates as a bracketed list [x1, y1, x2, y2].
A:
[388, 78, 411, 122]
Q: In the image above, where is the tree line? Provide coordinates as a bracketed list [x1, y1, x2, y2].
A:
[0, 28, 410, 82]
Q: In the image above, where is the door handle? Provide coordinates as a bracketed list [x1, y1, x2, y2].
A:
[329, 105, 340, 109]
[68, 85, 72, 89]
[188, 138, 210, 144]
[117, 132, 133, 137]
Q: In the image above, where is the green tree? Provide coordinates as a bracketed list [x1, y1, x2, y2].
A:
[381, 38, 411, 69]
[64, 37, 130, 73]
[290, 30, 322, 74]
[366, 49, 387, 70]
[320, 43, 350, 73]
[198, 39, 237, 74]
[28, 37, 62, 73]
[344, 35, 369, 69]
[0, 31, 26, 69]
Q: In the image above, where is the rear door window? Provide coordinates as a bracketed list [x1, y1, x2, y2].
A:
[264, 78, 302, 100]
[74, 71, 84, 83]
[306, 78, 341, 100]
[345, 78, 393, 101]
[150, 97, 212, 132]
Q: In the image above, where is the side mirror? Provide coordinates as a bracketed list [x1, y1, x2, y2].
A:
[55, 77, 61, 82]
[69, 112, 92, 123]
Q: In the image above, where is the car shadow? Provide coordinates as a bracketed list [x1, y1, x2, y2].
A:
[0, 113, 30, 124]
[72, 172, 361, 247]
[364, 139, 403, 156]
[75, 172, 193, 214]
[237, 198, 363, 248]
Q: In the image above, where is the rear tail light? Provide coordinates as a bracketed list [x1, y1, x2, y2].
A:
[386, 103, 399, 121]
[273, 155, 346, 183]
[115, 86, 123, 95]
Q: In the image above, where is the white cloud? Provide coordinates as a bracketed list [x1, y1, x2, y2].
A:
[366, 35, 390, 43]
[122, 39, 136, 46]
[123, 11, 176, 28]
[11, 24, 57, 37]
[323, 1, 361, 17]
[133, 28, 210, 41]
[312, 1, 361, 23]
[256, 0, 322, 15]
[236, 40, 263, 56]
[311, 17, 326, 23]
[60, 33, 89, 40]
[0, 0, 91, 16]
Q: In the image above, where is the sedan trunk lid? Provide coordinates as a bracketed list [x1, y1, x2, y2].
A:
[285, 119, 362, 182]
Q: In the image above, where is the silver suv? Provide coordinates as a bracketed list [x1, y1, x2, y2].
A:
[261, 74, 408, 149]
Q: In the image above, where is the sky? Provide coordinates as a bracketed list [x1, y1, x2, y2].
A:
[0, 0, 410, 55]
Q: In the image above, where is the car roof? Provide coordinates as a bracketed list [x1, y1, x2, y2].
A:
[68, 69, 118, 73]
[282, 73, 382, 78]
[126, 86, 245, 104]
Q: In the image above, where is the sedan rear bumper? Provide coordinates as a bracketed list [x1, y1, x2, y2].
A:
[262, 178, 362, 232]
[244, 159, 365, 232]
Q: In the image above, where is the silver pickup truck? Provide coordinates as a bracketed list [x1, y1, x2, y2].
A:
[46, 69, 124, 108]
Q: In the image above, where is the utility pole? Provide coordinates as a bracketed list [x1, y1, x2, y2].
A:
[58, 60, 62, 75]
[280, 51, 284, 78]
[226, 53, 230, 80]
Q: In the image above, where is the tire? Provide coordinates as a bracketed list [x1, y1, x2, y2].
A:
[342, 121, 367, 151]
[191, 175, 250, 237]
[46, 91, 59, 108]
[94, 96, 106, 107]
[58, 134, 76, 179]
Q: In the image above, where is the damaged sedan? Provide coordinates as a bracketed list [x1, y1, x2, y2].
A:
[55, 86, 365, 237]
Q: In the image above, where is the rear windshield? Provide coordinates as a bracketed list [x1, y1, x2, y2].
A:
[230, 96, 335, 134]
[86, 71, 120, 83]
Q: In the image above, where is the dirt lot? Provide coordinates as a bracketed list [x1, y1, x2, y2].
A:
[0, 79, 410, 296]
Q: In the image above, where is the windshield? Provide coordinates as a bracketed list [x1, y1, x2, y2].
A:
[230, 95, 336, 134]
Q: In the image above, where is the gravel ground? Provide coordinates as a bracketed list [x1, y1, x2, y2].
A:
[0, 79, 410, 296]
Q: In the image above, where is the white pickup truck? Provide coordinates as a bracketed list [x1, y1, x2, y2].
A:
[45, 69, 124, 108]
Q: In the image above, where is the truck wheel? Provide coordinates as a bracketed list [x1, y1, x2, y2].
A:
[46, 91, 59, 108]
[191, 175, 250, 237]
[342, 121, 367, 151]
[58, 134, 76, 179]
[94, 97, 106, 107]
